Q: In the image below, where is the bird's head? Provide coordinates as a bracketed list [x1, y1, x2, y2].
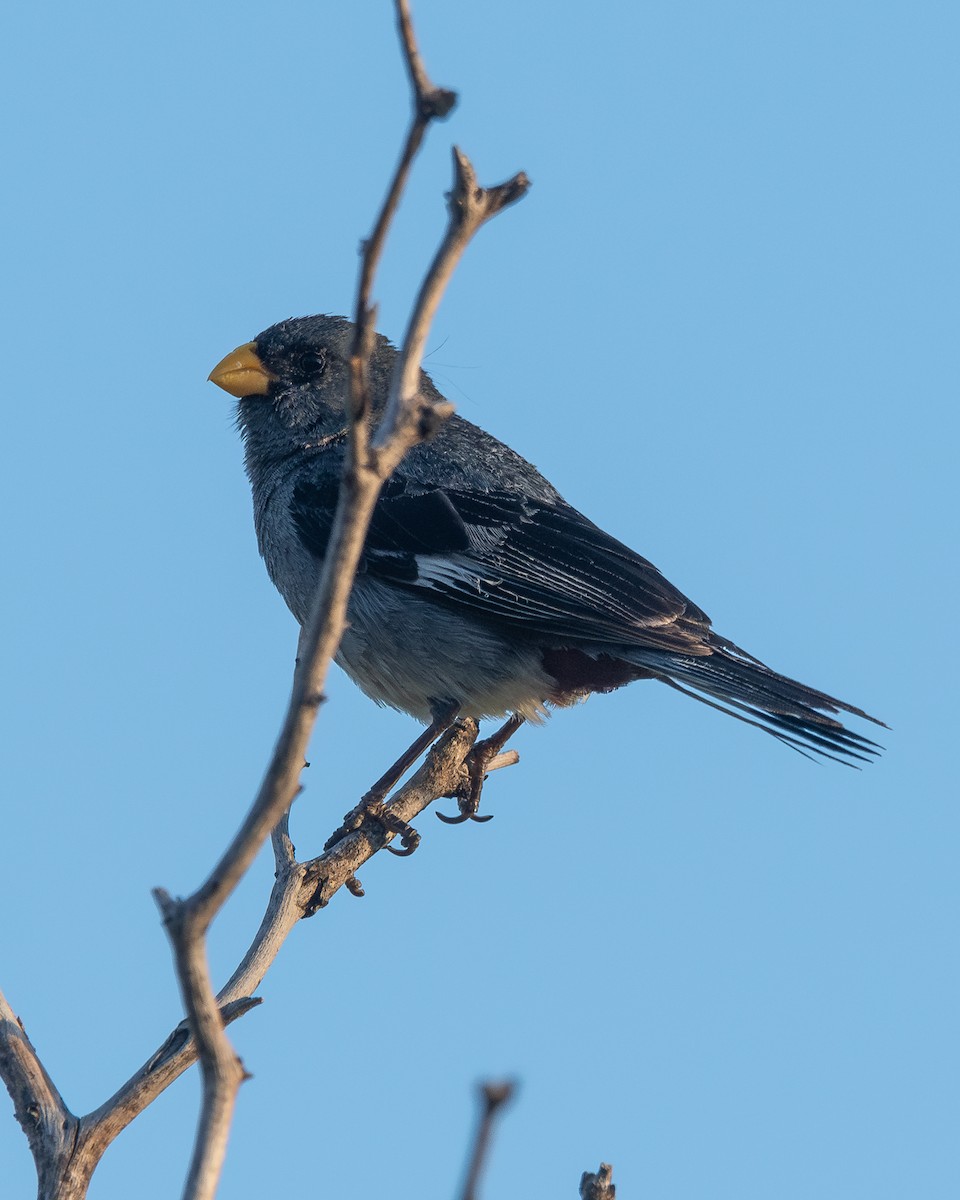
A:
[208, 314, 397, 451]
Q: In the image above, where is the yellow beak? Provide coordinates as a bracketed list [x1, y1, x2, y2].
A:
[208, 342, 277, 397]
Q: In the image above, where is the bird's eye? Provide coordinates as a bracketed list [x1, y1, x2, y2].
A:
[299, 349, 327, 377]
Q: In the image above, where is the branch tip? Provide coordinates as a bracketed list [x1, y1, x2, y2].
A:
[486, 749, 520, 773]
[395, 0, 457, 120]
[46, 5, 529, 1192]
[580, 1163, 616, 1200]
[480, 1079, 516, 1112]
[152, 887, 177, 923]
[459, 1078, 517, 1200]
[448, 147, 531, 229]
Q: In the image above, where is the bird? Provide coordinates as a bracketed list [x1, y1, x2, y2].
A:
[209, 313, 883, 788]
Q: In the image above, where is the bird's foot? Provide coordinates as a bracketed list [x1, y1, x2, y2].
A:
[324, 791, 420, 853]
[323, 793, 422, 898]
[436, 762, 494, 824]
[363, 795, 422, 857]
[324, 703, 461, 892]
[321, 803, 369, 900]
[322, 804, 365, 854]
[437, 714, 524, 825]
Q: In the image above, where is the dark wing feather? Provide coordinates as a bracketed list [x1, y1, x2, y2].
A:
[290, 472, 884, 764]
[292, 475, 469, 555]
[291, 474, 710, 653]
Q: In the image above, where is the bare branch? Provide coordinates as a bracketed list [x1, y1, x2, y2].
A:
[0, 988, 79, 1199]
[458, 1080, 516, 1200]
[351, 0, 457, 427]
[70, 723, 494, 1162]
[374, 148, 530, 475]
[3, 4, 527, 1194]
[152, 891, 248, 1200]
[395, 0, 457, 119]
[486, 749, 521, 772]
[270, 808, 296, 869]
[3, 668, 515, 1191]
[149, 3, 525, 1190]
[580, 1163, 616, 1200]
[79, 999, 260, 1162]
[299, 721, 484, 912]
[32, 720, 488, 1190]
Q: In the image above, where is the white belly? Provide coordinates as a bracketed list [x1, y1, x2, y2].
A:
[335, 576, 553, 723]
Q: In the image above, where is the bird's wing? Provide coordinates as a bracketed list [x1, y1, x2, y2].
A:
[290, 472, 712, 654]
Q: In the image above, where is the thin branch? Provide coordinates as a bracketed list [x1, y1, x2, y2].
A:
[77, 722, 493, 1156]
[395, 0, 456, 116]
[486, 749, 520, 772]
[4, 660, 516, 1191]
[152, 6, 518, 1193]
[152, 891, 247, 1200]
[0, 988, 79, 1199]
[374, 147, 530, 474]
[3, 4, 528, 1194]
[298, 720, 484, 913]
[136, 715, 494, 1195]
[77, 999, 260, 1168]
[270, 807, 297, 869]
[580, 1163, 616, 1200]
[350, 0, 457, 428]
[459, 1080, 516, 1200]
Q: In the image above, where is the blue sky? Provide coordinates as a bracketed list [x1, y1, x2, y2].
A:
[2, 2, 957, 1196]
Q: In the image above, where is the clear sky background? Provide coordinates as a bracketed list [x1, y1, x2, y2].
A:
[2, 2, 957, 1196]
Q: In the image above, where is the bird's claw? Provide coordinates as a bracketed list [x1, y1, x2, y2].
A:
[385, 829, 421, 855]
[324, 792, 419, 850]
[323, 795, 421, 898]
[360, 796, 422, 857]
[436, 738, 500, 823]
[323, 806, 365, 853]
[436, 713, 523, 826]
[437, 808, 494, 825]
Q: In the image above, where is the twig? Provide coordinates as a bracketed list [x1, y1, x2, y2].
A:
[395, 0, 455, 115]
[374, 147, 530, 475]
[2, 715, 520, 1195]
[459, 1080, 516, 1200]
[350, 0, 456, 429]
[2, 4, 528, 1195]
[152, 891, 248, 1200]
[72, 998, 260, 1178]
[73, 723, 493, 1156]
[580, 1162, 616, 1199]
[152, 1, 527, 1192]
[271, 808, 297, 869]
[0, 988, 78, 1200]
[486, 750, 520, 773]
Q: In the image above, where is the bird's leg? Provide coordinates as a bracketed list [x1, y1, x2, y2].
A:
[323, 702, 460, 881]
[437, 713, 525, 825]
[356, 711, 458, 858]
[364, 703, 461, 806]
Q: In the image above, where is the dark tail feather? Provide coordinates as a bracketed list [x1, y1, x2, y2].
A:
[632, 641, 886, 767]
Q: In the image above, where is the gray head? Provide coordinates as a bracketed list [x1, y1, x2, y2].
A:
[208, 314, 400, 460]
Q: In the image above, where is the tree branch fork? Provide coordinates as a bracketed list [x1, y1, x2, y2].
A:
[1, 2, 532, 1195]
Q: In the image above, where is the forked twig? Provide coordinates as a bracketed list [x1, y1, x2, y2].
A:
[349, 0, 457, 430]
[459, 1081, 516, 1200]
[0, 4, 529, 1196]
[153, 10, 528, 1200]
[580, 1162, 616, 1199]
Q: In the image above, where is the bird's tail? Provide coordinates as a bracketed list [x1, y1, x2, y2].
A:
[628, 639, 886, 765]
